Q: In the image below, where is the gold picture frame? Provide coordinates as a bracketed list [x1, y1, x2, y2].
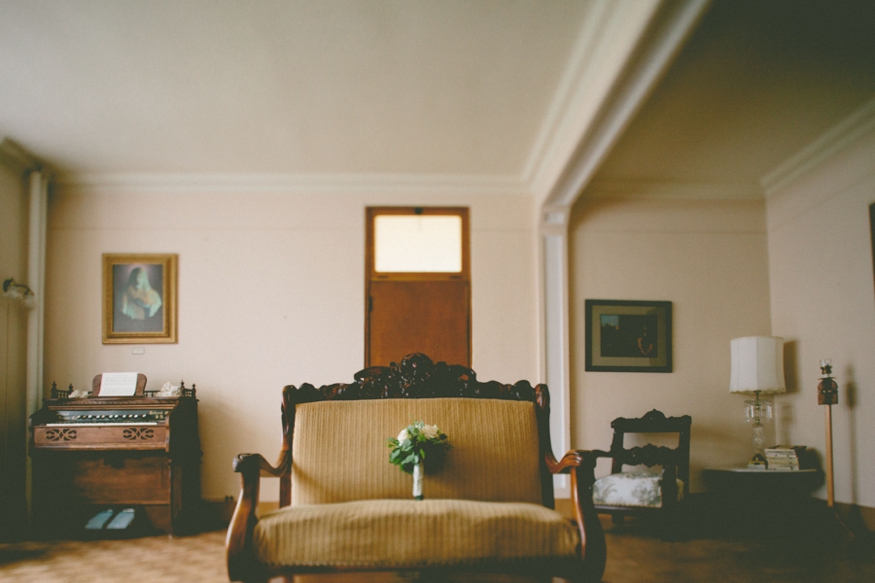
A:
[102, 254, 177, 344]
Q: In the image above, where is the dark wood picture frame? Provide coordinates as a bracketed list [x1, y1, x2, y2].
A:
[585, 299, 672, 372]
[102, 253, 178, 344]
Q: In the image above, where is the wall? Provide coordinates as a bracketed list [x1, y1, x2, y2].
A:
[44, 187, 539, 502]
[569, 191, 773, 491]
[765, 109, 875, 513]
[0, 161, 29, 540]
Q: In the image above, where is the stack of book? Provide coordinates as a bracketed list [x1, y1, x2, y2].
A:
[765, 446, 804, 470]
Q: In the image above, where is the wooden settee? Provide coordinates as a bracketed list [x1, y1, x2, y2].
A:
[225, 354, 606, 582]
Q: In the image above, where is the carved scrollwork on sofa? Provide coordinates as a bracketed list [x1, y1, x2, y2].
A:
[290, 353, 541, 404]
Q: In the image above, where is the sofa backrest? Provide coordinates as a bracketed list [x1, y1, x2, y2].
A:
[291, 397, 543, 505]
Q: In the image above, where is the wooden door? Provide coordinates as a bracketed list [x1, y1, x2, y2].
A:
[365, 207, 470, 367]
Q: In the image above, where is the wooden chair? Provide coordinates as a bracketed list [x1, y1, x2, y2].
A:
[592, 409, 691, 537]
[226, 353, 606, 583]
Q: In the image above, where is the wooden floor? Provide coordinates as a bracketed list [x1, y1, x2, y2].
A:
[1, 519, 873, 583]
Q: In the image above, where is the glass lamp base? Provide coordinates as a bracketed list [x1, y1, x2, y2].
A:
[744, 393, 773, 465]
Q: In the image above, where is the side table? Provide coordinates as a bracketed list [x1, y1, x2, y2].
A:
[702, 468, 824, 537]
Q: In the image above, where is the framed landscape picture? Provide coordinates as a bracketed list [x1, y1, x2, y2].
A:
[102, 254, 178, 344]
[585, 299, 672, 372]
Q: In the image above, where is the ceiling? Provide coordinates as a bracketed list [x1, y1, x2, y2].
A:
[0, 0, 593, 178]
[1, 1, 874, 198]
[594, 0, 875, 190]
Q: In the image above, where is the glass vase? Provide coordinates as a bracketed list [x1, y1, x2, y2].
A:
[412, 463, 423, 500]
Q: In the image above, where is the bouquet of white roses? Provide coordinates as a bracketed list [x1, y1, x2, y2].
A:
[386, 419, 451, 475]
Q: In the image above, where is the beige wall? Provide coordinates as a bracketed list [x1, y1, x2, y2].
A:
[569, 193, 773, 491]
[0, 162, 29, 539]
[44, 188, 539, 501]
[766, 118, 875, 510]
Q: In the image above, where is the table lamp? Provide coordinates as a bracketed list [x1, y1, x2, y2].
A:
[729, 336, 786, 467]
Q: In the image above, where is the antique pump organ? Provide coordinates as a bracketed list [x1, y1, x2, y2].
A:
[30, 374, 201, 535]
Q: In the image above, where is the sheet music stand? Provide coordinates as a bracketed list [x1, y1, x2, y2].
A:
[91, 373, 148, 397]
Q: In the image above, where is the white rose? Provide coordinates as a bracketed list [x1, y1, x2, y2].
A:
[397, 429, 410, 442]
[421, 424, 439, 440]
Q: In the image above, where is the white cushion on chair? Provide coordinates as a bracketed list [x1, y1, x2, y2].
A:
[593, 472, 684, 508]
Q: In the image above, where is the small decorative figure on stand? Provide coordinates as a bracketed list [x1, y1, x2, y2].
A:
[817, 360, 838, 406]
[818, 359, 853, 539]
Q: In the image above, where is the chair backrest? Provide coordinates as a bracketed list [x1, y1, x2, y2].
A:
[279, 353, 559, 508]
[609, 409, 691, 496]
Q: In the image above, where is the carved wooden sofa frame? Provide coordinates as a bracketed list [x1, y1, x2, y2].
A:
[226, 354, 606, 582]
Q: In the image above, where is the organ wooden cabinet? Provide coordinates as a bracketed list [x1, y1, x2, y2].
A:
[29, 376, 201, 536]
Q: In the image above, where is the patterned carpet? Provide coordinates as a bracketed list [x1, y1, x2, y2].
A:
[1, 524, 874, 583]
[0, 531, 533, 583]
[0, 531, 228, 583]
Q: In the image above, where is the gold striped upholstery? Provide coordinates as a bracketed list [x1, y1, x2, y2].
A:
[291, 398, 543, 505]
[254, 499, 579, 567]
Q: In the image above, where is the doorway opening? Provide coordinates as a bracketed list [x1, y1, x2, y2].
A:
[365, 207, 471, 368]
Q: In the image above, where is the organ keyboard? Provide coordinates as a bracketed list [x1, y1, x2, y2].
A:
[30, 375, 201, 535]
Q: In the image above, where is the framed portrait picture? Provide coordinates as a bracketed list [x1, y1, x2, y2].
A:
[102, 254, 178, 344]
[585, 299, 672, 372]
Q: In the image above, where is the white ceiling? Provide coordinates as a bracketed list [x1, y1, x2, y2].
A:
[2, 1, 873, 198]
[595, 0, 875, 189]
[0, 0, 594, 178]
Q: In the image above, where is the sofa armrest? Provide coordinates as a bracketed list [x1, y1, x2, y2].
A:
[227, 452, 291, 581]
[233, 452, 289, 478]
[546, 449, 607, 582]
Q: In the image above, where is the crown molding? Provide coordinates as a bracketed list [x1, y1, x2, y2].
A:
[521, 0, 621, 185]
[55, 172, 531, 196]
[528, 0, 710, 209]
[761, 96, 875, 197]
[523, 0, 661, 200]
[0, 138, 42, 175]
[584, 180, 763, 200]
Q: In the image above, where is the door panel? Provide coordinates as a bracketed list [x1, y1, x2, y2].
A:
[368, 280, 470, 367]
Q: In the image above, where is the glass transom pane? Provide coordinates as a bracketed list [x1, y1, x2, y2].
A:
[374, 215, 462, 273]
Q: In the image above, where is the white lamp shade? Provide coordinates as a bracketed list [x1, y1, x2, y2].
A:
[729, 336, 786, 394]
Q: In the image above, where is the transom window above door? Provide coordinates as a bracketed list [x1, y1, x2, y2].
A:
[374, 214, 463, 273]
[367, 207, 469, 279]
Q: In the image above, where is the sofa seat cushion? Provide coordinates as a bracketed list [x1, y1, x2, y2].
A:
[592, 472, 684, 508]
[254, 499, 580, 568]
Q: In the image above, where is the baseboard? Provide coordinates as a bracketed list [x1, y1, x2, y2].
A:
[198, 497, 237, 530]
[199, 498, 281, 530]
[835, 501, 875, 533]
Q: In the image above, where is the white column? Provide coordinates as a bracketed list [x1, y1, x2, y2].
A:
[26, 171, 47, 417]
[541, 206, 571, 497]
[25, 170, 48, 514]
